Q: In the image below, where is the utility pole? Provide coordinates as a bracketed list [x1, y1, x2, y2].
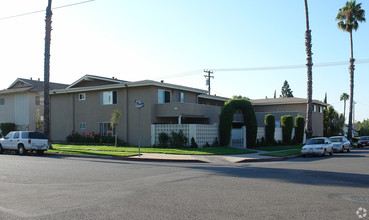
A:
[44, 0, 52, 141]
[203, 69, 214, 95]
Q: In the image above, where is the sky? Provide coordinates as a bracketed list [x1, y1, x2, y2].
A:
[0, 0, 368, 122]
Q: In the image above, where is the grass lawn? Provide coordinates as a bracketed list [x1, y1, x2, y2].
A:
[260, 149, 302, 157]
[49, 144, 257, 156]
[251, 145, 303, 152]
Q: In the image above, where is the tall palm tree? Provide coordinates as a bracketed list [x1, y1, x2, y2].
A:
[44, 0, 53, 140]
[336, 0, 365, 140]
[304, 0, 313, 139]
[340, 92, 349, 120]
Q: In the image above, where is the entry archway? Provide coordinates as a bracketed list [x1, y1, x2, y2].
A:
[219, 99, 257, 147]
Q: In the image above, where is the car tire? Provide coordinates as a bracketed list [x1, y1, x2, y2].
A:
[330, 148, 333, 155]
[321, 149, 326, 157]
[340, 147, 344, 153]
[0, 144, 3, 154]
[18, 145, 26, 155]
[347, 147, 350, 152]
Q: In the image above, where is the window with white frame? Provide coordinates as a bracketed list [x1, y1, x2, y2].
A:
[79, 93, 86, 101]
[80, 122, 86, 130]
[99, 122, 115, 136]
[35, 96, 41, 105]
[313, 105, 317, 112]
[158, 89, 170, 104]
[178, 92, 184, 103]
[99, 91, 117, 105]
[319, 106, 323, 113]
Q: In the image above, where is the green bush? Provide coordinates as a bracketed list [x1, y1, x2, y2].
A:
[219, 99, 257, 147]
[264, 114, 276, 145]
[169, 130, 188, 148]
[294, 115, 305, 144]
[1, 123, 16, 136]
[281, 115, 294, 144]
[158, 132, 169, 147]
[190, 137, 198, 148]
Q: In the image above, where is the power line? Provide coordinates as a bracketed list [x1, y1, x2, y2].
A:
[211, 59, 369, 72]
[0, 0, 95, 21]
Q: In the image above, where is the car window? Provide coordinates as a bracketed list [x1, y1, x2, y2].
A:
[329, 137, 342, 142]
[13, 132, 19, 139]
[5, 132, 14, 139]
[307, 138, 325, 145]
[29, 132, 47, 139]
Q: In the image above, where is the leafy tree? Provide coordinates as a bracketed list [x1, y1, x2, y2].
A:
[232, 95, 250, 101]
[281, 115, 294, 144]
[304, 0, 313, 140]
[294, 115, 305, 144]
[323, 106, 345, 137]
[336, 0, 366, 140]
[324, 92, 327, 104]
[340, 93, 349, 120]
[280, 80, 294, 98]
[264, 114, 276, 145]
[359, 119, 369, 136]
[36, 109, 42, 131]
[110, 110, 121, 147]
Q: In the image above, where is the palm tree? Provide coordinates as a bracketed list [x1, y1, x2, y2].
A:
[304, 0, 313, 139]
[43, 0, 53, 140]
[340, 93, 349, 120]
[336, 0, 365, 140]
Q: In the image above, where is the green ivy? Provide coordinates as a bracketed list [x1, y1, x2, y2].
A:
[294, 115, 305, 144]
[264, 114, 276, 145]
[219, 99, 257, 147]
[281, 115, 294, 144]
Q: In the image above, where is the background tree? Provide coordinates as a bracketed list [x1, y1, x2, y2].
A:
[264, 114, 276, 145]
[280, 80, 294, 98]
[340, 93, 349, 120]
[324, 92, 327, 104]
[110, 110, 121, 147]
[359, 119, 369, 136]
[323, 106, 345, 137]
[336, 0, 366, 140]
[304, 0, 313, 139]
[232, 95, 250, 100]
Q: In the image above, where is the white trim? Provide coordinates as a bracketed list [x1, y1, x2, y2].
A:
[67, 74, 125, 89]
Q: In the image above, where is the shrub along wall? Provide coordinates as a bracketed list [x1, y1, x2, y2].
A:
[264, 114, 276, 145]
[0, 123, 16, 136]
[219, 99, 257, 147]
[294, 115, 305, 144]
[281, 115, 294, 144]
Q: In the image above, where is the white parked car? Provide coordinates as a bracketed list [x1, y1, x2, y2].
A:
[329, 136, 351, 152]
[301, 137, 333, 156]
[0, 131, 49, 155]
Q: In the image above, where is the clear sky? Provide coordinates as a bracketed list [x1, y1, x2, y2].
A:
[0, 0, 368, 122]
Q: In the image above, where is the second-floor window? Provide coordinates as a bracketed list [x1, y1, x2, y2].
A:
[79, 93, 86, 101]
[178, 92, 184, 103]
[100, 91, 117, 105]
[158, 89, 170, 104]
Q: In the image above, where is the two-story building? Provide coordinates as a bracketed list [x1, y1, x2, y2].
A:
[50, 75, 227, 146]
[0, 78, 68, 131]
[251, 97, 328, 137]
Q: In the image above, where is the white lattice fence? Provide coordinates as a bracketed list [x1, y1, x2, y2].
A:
[151, 124, 219, 147]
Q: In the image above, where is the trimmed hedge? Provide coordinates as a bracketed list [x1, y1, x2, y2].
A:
[294, 115, 305, 144]
[281, 115, 294, 144]
[1, 123, 16, 136]
[264, 114, 276, 145]
[219, 99, 257, 147]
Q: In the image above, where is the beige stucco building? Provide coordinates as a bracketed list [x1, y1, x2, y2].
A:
[0, 78, 67, 131]
[50, 75, 227, 146]
[251, 97, 328, 137]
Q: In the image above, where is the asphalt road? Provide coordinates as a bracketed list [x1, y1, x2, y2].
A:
[0, 149, 368, 220]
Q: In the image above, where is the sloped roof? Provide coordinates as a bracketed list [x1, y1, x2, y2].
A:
[251, 97, 329, 106]
[4, 78, 68, 94]
[67, 74, 126, 89]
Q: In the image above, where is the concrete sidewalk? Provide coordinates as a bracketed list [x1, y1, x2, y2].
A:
[47, 149, 301, 163]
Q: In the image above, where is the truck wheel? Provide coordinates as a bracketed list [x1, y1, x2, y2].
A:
[36, 150, 44, 156]
[18, 145, 26, 155]
[0, 144, 3, 154]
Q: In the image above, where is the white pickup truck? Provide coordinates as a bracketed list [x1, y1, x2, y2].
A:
[0, 131, 49, 155]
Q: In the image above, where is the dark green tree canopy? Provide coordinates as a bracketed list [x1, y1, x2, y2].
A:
[323, 106, 345, 137]
[280, 80, 294, 98]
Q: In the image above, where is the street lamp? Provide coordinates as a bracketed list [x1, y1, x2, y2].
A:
[135, 100, 144, 157]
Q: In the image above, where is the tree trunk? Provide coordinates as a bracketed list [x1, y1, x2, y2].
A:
[343, 100, 346, 120]
[44, 0, 52, 141]
[347, 31, 354, 140]
[304, 0, 313, 139]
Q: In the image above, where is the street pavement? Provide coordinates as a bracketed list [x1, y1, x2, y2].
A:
[0, 148, 368, 219]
